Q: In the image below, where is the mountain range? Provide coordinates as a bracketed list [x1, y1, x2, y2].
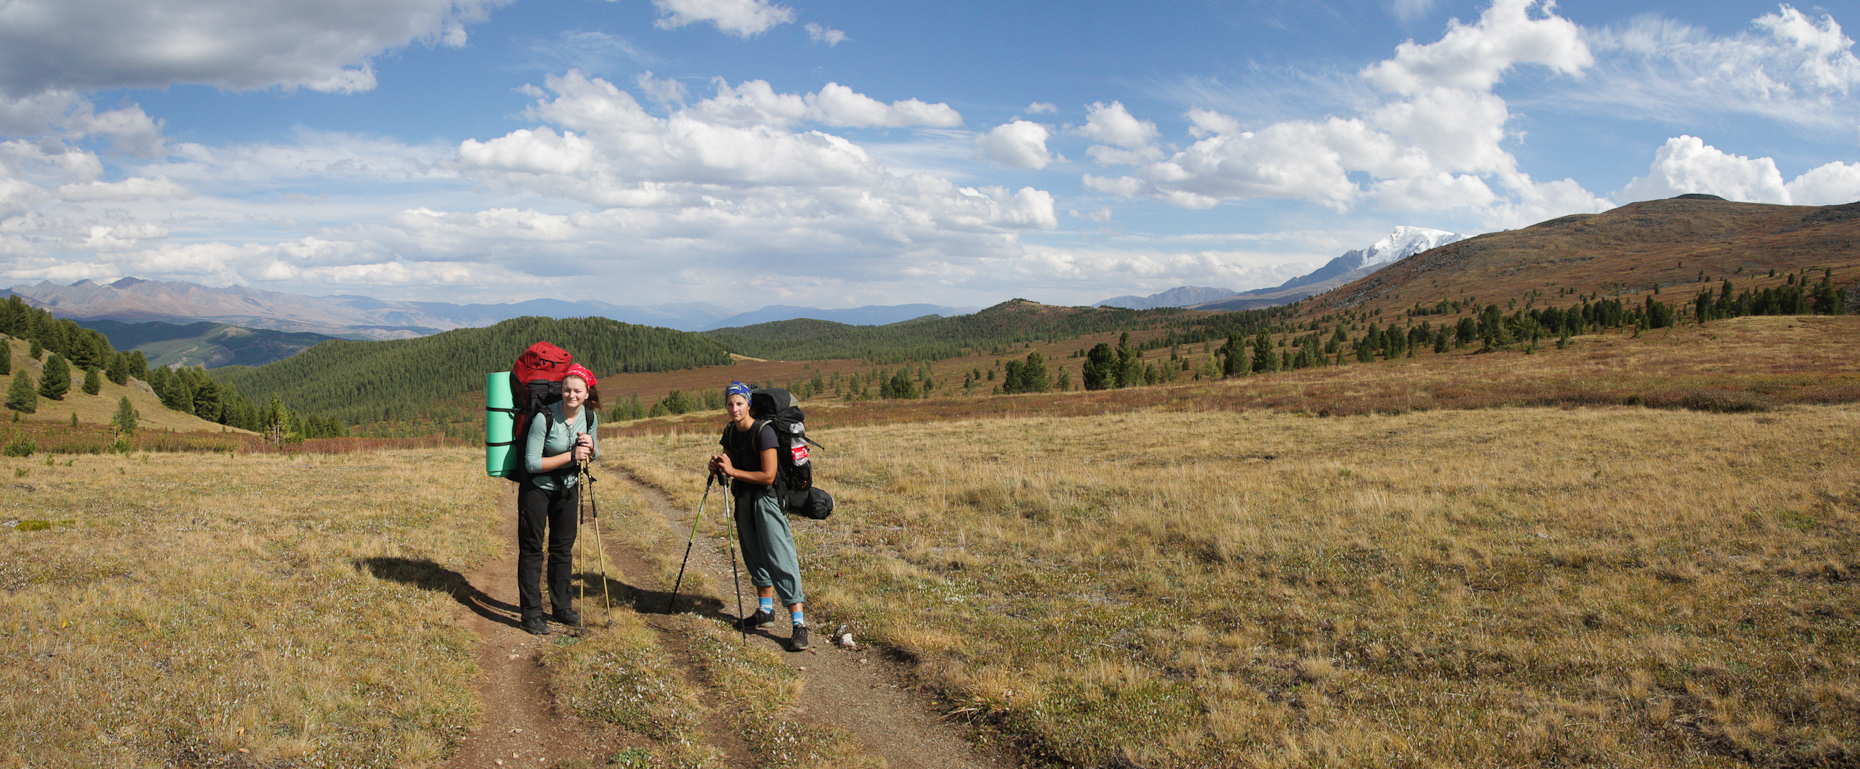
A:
[1094, 226, 1466, 312]
[4, 277, 976, 337]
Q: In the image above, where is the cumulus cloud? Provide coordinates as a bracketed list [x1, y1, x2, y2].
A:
[1362, 0, 1592, 94]
[1620, 135, 1860, 206]
[1077, 101, 1158, 149]
[0, 0, 508, 97]
[975, 120, 1055, 169]
[806, 23, 847, 46]
[1026, 102, 1057, 114]
[1082, 0, 1615, 231]
[653, 0, 795, 38]
[1620, 136, 1789, 203]
[1785, 161, 1860, 205]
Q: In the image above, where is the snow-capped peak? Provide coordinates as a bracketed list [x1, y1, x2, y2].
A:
[1359, 226, 1463, 268]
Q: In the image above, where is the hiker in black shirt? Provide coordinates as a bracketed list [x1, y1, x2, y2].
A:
[710, 381, 809, 651]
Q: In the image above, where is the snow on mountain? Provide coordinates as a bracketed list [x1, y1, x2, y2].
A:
[1354, 226, 1463, 269]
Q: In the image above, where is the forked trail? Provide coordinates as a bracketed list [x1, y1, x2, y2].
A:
[444, 478, 1014, 768]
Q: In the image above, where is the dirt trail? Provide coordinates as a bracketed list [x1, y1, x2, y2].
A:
[443, 479, 1013, 768]
[442, 486, 633, 769]
[609, 468, 1014, 769]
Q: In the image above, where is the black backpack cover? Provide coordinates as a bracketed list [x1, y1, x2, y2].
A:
[724, 387, 834, 520]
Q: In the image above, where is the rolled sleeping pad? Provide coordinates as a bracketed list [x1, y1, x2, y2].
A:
[485, 371, 517, 477]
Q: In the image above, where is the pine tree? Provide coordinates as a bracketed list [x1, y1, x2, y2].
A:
[104, 352, 128, 385]
[0, 345, 9, 376]
[1252, 330, 1278, 373]
[5, 370, 35, 413]
[28, 338, 42, 360]
[83, 367, 101, 396]
[38, 353, 70, 400]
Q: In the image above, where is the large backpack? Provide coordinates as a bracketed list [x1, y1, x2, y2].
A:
[505, 342, 579, 482]
[723, 387, 834, 520]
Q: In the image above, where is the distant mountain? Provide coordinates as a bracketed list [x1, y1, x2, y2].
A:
[6, 277, 977, 337]
[702, 303, 976, 330]
[6, 277, 739, 338]
[79, 319, 340, 368]
[1094, 286, 1239, 310]
[1192, 226, 1465, 312]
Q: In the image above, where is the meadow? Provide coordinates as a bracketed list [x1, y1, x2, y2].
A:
[0, 448, 504, 768]
[5, 315, 1857, 768]
[614, 402, 1859, 767]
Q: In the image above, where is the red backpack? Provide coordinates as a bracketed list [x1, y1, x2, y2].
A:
[509, 342, 574, 481]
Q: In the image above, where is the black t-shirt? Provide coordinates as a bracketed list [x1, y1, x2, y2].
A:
[721, 422, 777, 495]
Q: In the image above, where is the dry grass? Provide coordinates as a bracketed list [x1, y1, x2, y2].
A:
[610, 404, 1860, 768]
[603, 316, 1860, 439]
[0, 447, 504, 768]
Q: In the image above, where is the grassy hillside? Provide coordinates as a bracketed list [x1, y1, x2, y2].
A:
[1303, 196, 1860, 321]
[210, 316, 734, 427]
[81, 319, 340, 368]
[2, 335, 232, 435]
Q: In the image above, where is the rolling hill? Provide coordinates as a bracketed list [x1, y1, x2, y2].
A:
[209, 316, 735, 426]
[1300, 195, 1860, 320]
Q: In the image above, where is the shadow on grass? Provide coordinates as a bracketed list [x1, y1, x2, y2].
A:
[573, 568, 727, 621]
[354, 556, 522, 630]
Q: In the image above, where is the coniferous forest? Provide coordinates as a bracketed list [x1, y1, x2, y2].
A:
[210, 316, 734, 426]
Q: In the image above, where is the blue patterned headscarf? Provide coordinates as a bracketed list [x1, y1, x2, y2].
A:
[725, 381, 752, 400]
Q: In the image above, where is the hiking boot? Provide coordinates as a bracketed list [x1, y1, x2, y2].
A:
[554, 607, 581, 626]
[522, 614, 550, 636]
[736, 609, 775, 631]
[789, 624, 810, 652]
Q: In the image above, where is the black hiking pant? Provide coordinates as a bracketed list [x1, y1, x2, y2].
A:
[517, 480, 579, 619]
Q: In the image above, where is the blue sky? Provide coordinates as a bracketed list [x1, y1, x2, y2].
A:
[1, 0, 1856, 308]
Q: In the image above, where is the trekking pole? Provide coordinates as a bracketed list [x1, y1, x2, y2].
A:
[727, 490, 745, 647]
[582, 462, 613, 625]
[573, 462, 586, 629]
[667, 471, 719, 613]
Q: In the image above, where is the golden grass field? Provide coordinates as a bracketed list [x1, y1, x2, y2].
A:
[5, 314, 1858, 768]
[614, 402, 1859, 768]
[0, 448, 503, 768]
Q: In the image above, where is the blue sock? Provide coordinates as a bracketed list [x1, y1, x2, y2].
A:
[791, 610, 805, 627]
[759, 597, 774, 615]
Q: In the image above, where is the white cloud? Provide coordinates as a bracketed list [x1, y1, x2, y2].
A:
[806, 23, 847, 46]
[0, 0, 508, 97]
[1620, 135, 1789, 203]
[975, 120, 1055, 169]
[688, 79, 962, 129]
[1577, 6, 1860, 133]
[1481, 175, 1613, 229]
[652, 0, 795, 38]
[56, 177, 191, 202]
[1026, 102, 1057, 114]
[1620, 135, 1860, 207]
[1363, 0, 1592, 95]
[1785, 161, 1860, 205]
[1077, 101, 1158, 149]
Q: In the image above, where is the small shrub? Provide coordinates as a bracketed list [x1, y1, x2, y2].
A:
[3, 431, 36, 457]
[1680, 389, 1772, 413]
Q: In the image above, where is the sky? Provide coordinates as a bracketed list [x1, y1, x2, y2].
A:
[0, 0, 1857, 309]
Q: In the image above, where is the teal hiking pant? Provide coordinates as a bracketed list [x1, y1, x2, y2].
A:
[733, 487, 805, 606]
